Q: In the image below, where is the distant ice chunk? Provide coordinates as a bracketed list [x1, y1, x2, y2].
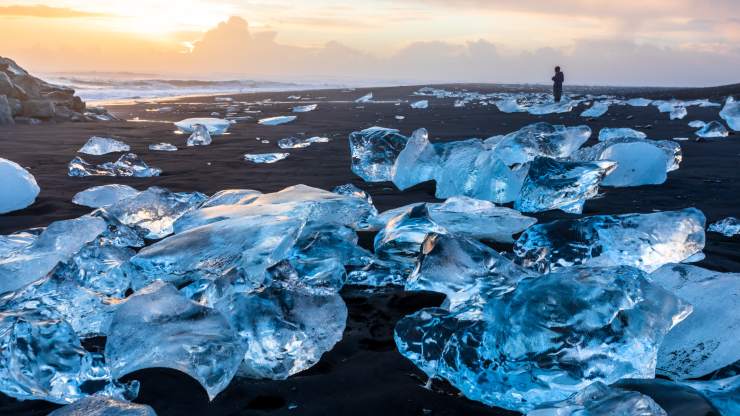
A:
[720, 96, 740, 131]
[48, 396, 156, 416]
[78, 137, 130, 155]
[527, 99, 575, 115]
[688, 120, 707, 129]
[514, 208, 706, 273]
[68, 154, 161, 178]
[670, 106, 688, 120]
[106, 281, 243, 400]
[495, 98, 525, 113]
[148, 142, 177, 151]
[72, 184, 139, 208]
[580, 102, 609, 118]
[292, 104, 317, 113]
[258, 116, 297, 126]
[528, 382, 667, 416]
[708, 217, 740, 237]
[349, 126, 408, 182]
[175, 117, 230, 135]
[187, 124, 212, 146]
[355, 92, 373, 103]
[626, 97, 653, 107]
[410, 100, 429, 109]
[278, 136, 328, 149]
[696, 120, 729, 138]
[0, 157, 39, 214]
[492, 122, 591, 165]
[598, 127, 646, 141]
[244, 152, 289, 163]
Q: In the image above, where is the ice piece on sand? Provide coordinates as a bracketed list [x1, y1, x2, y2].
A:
[72, 184, 139, 208]
[292, 104, 317, 113]
[148, 142, 177, 151]
[514, 208, 706, 273]
[527, 382, 667, 416]
[394, 266, 689, 411]
[68, 153, 161, 178]
[374, 204, 447, 270]
[708, 217, 740, 237]
[0, 157, 39, 214]
[720, 96, 740, 131]
[174, 117, 231, 135]
[106, 281, 243, 400]
[186, 124, 212, 146]
[78, 137, 130, 155]
[580, 102, 609, 118]
[349, 126, 408, 182]
[696, 120, 729, 138]
[278, 136, 328, 149]
[391, 128, 437, 190]
[670, 106, 688, 120]
[201, 189, 262, 208]
[527, 99, 575, 115]
[627, 97, 653, 107]
[598, 127, 646, 141]
[244, 152, 289, 163]
[0, 216, 106, 294]
[48, 396, 156, 416]
[355, 92, 373, 103]
[495, 98, 525, 113]
[651, 264, 740, 379]
[514, 157, 616, 214]
[492, 122, 591, 165]
[688, 120, 707, 129]
[332, 183, 373, 205]
[410, 100, 429, 109]
[258, 116, 297, 126]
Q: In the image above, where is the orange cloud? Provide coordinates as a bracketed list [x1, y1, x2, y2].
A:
[0, 5, 107, 18]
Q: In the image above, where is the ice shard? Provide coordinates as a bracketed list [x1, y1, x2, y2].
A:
[201, 189, 262, 208]
[244, 153, 289, 163]
[186, 124, 212, 146]
[51, 243, 136, 298]
[708, 217, 740, 237]
[514, 208, 706, 273]
[651, 264, 740, 379]
[349, 126, 408, 182]
[580, 102, 609, 118]
[491, 122, 591, 165]
[258, 116, 297, 126]
[48, 396, 157, 416]
[627, 98, 653, 107]
[78, 137, 130, 156]
[105, 281, 244, 400]
[148, 142, 177, 151]
[175, 117, 231, 135]
[72, 184, 139, 208]
[391, 128, 438, 190]
[720, 96, 740, 131]
[527, 382, 667, 416]
[374, 204, 447, 270]
[293, 104, 317, 113]
[395, 266, 690, 412]
[598, 127, 647, 141]
[527, 99, 575, 115]
[0, 157, 39, 214]
[410, 100, 429, 109]
[514, 157, 616, 214]
[696, 121, 729, 138]
[68, 154, 161, 178]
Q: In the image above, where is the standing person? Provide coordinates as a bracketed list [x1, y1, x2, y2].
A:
[552, 66, 564, 102]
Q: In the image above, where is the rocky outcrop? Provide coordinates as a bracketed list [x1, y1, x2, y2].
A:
[0, 56, 118, 125]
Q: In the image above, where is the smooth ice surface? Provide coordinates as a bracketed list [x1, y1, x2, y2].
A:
[527, 99, 575, 115]
[201, 189, 262, 208]
[0, 216, 106, 294]
[720, 97, 740, 131]
[598, 127, 647, 141]
[78, 137, 130, 156]
[175, 117, 230, 135]
[0, 158, 39, 214]
[527, 382, 667, 416]
[627, 98, 653, 107]
[681, 371, 740, 416]
[410, 100, 429, 109]
[580, 102, 609, 118]
[708, 217, 740, 237]
[374, 205, 447, 270]
[292, 104, 317, 113]
[355, 92, 373, 103]
[395, 266, 689, 411]
[48, 396, 156, 416]
[187, 124, 212, 146]
[514, 157, 615, 214]
[258, 116, 297, 126]
[514, 208, 706, 273]
[391, 128, 437, 190]
[651, 264, 740, 379]
[68, 154, 161, 178]
[72, 184, 139, 208]
[148, 142, 177, 151]
[243, 152, 290, 163]
[696, 121, 729, 138]
[106, 281, 244, 400]
[349, 126, 408, 182]
[491, 122, 591, 165]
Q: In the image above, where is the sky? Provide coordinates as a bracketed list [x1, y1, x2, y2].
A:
[0, 0, 739, 86]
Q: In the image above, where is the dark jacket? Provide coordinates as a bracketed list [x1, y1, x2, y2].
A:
[552, 72, 564, 87]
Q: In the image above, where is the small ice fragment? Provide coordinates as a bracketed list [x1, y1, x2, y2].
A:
[258, 115, 297, 126]
[72, 184, 139, 208]
[186, 124, 212, 146]
[688, 120, 707, 129]
[410, 100, 429, 109]
[0, 157, 39, 214]
[696, 121, 729, 138]
[148, 142, 177, 151]
[78, 137, 130, 155]
[355, 92, 373, 103]
[293, 104, 317, 113]
[708, 217, 740, 237]
[174, 117, 230, 135]
[670, 106, 688, 120]
[244, 153, 289, 163]
[598, 127, 646, 141]
[580, 102, 609, 118]
[626, 97, 653, 106]
[395, 115, 405, 120]
[68, 154, 161, 178]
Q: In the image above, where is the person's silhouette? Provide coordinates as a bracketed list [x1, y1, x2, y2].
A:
[552, 66, 564, 102]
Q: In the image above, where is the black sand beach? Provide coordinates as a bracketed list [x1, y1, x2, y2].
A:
[1, 84, 738, 415]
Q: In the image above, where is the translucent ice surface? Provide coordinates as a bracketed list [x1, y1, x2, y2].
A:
[148, 142, 177, 151]
[528, 382, 667, 416]
[244, 153, 289, 163]
[175, 117, 231, 135]
[72, 184, 139, 208]
[696, 121, 729, 138]
[491, 122, 591, 165]
[258, 116, 297, 126]
[349, 126, 408, 182]
[708, 217, 740, 237]
[720, 96, 740, 131]
[68, 154, 161, 178]
[187, 124, 212, 146]
[598, 127, 647, 141]
[78, 137, 130, 155]
[48, 396, 156, 416]
[0, 157, 39, 214]
[410, 100, 429, 109]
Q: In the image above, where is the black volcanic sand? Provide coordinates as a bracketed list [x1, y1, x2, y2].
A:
[1, 84, 739, 415]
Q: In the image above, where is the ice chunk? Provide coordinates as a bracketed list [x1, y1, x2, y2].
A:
[433, 139, 486, 197]
[106, 281, 243, 400]
[374, 205, 447, 270]
[598, 127, 647, 141]
[48, 396, 156, 416]
[349, 126, 408, 182]
[52, 244, 135, 299]
[277, 136, 328, 149]
[681, 371, 740, 416]
[495, 98, 525, 113]
[395, 266, 690, 411]
[580, 102, 609, 118]
[627, 98, 653, 107]
[492, 122, 591, 165]
[527, 99, 575, 115]
[528, 382, 667, 416]
[708, 217, 740, 237]
[514, 157, 616, 214]
[148, 142, 177, 151]
[0, 216, 106, 294]
[258, 115, 297, 126]
[243, 152, 289, 163]
[688, 120, 707, 129]
[68, 154, 161, 178]
[186, 124, 212, 146]
[514, 208, 706, 273]
[670, 106, 688, 120]
[201, 189, 262, 208]
[0, 157, 40, 214]
[72, 184, 139, 208]
[696, 121, 729, 138]
[391, 128, 438, 190]
[410, 100, 429, 109]
[651, 264, 740, 379]
[332, 183, 373, 205]
[78, 137, 130, 155]
[355, 92, 373, 103]
[174, 117, 231, 135]
[720, 96, 740, 131]
[292, 104, 317, 113]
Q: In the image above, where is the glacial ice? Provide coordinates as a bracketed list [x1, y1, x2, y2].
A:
[72, 184, 139, 208]
[527, 99, 576, 115]
[651, 264, 740, 379]
[514, 208, 706, 273]
[349, 126, 408, 182]
[175, 117, 231, 135]
[201, 189, 262, 207]
[527, 382, 667, 416]
[627, 98, 653, 107]
[598, 127, 647, 141]
[696, 121, 729, 138]
[514, 157, 616, 214]
[105, 281, 244, 400]
[293, 104, 317, 113]
[332, 183, 373, 205]
[355, 92, 373, 103]
[391, 128, 439, 190]
[68, 154, 161, 178]
[277, 136, 329, 149]
[681, 370, 740, 416]
[495, 98, 525, 113]
[394, 266, 690, 411]
[244, 153, 290, 163]
[258, 116, 297, 126]
[148, 142, 177, 151]
[0, 157, 40, 214]
[688, 120, 707, 129]
[51, 243, 136, 299]
[670, 106, 688, 120]
[374, 204, 447, 270]
[491, 122, 591, 165]
[410, 100, 429, 109]
[720, 96, 740, 131]
[78, 137, 130, 155]
[708, 217, 740, 237]
[580, 102, 609, 118]
[187, 124, 212, 146]
[48, 396, 156, 416]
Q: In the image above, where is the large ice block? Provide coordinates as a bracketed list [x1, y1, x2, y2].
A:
[491, 122, 591, 165]
[72, 184, 139, 208]
[68, 154, 161, 178]
[719, 96, 740, 131]
[186, 124, 212, 146]
[349, 126, 408, 182]
[374, 204, 447, 270]
[243, 153, 289, 163]
[175, 117, 231, 135]
[78, 137, 130, 155]
[391, 128, 438, 190]
[696, 121, 729, 138]
[0, 157, 40, 214]
[201, 189, 262, 208]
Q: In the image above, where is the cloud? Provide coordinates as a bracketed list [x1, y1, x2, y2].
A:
[0, 5, 107, 18]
